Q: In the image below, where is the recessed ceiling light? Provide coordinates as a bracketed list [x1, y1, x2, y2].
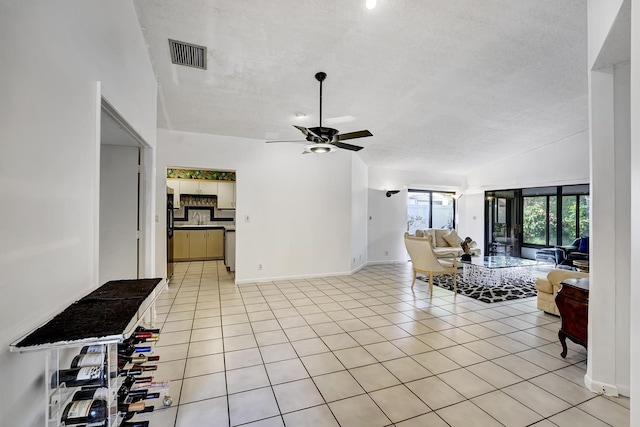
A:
[366, 0, 377, 10]
[295, 113, 306, 118]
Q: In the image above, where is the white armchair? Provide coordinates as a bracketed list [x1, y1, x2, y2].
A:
[404, 232, 457, 295]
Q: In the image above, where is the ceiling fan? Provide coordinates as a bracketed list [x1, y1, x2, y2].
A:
[266, 72, 373, 154]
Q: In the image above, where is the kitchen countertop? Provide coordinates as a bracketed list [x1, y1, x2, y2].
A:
[175, 224, 235, 231]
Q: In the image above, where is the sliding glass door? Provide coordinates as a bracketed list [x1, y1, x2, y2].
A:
[487, 184, 589, 259]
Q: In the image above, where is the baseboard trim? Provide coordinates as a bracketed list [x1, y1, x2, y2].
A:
[235, 270, 353, 285]
[234, 261, 404, 285]
[366, 260, 407, 265]
[617, 384, 630, 397]
[584, 373, 619, 396]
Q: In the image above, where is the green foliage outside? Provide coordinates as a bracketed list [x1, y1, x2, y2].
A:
[523, 195, 589, 246]
[523, 197, 548, 245]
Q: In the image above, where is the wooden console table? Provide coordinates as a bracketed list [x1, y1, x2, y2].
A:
[555, 278, 589, 358]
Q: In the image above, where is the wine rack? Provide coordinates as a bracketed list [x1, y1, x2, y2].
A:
[10, 278, 168, 427]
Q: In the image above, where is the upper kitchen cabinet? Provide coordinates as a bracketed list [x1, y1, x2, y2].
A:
[167, 179, 181, 205]
[217, 182, 236, 209]
[180, 179, 218, 195]
[168, 179, 218, 196]
[199, 181, 218, 195]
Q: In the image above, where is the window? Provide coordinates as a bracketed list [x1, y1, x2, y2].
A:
[407, 192, 430, 234]
[407, 190, 455, 233]
[523, 196, 549, 245]
[521, 185, 589, 247]
[561, 194, 590, 245]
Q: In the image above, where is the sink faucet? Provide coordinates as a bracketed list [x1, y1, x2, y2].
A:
[192, 212, 202, 225]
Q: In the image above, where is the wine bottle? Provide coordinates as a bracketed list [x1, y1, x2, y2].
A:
[117, 375, 154, 400]
[130, 331, 159, 340]
[80, 344, 107, 354]
[135, 326, 160, 334]
[51, 366, 106, 388]
[120, 421, 149, 427]
[119, 401, 146, 413]
[130, 380, 169, 391]
[127, 390, 161, 402]
[119, 354, 160, 365]
[122, 334, 159, 345]
[71, 352, 106, 368]
[117, 344, 152, 357]
[60, 398, 108, 425]
[119, 401, 153, 421]
[121, 404, 154, 421]
[72, 386, 110, 402]
[118, 365, 158, 377]
[117, 376, 137, 400]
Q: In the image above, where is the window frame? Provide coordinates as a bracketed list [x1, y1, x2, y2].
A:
[520, 185, 589, 249]
[407, 189, 457, 231]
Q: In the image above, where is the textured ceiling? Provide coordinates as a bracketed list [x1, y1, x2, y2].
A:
[134, 0, 588, 175]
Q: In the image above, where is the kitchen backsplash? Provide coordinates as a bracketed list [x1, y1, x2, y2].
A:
[174, 195, 235, 225]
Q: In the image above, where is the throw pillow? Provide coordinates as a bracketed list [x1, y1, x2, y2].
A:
[434, 229, 449, 247]
[415, 230, 425, 238]
[424, 229, 436, 247]
[578, 237, 589, 252]
[443, 229, 464, 247]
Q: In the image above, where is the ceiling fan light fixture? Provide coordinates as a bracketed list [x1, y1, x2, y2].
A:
[295, 112, 306, 118]
[305, 143, 336, 154]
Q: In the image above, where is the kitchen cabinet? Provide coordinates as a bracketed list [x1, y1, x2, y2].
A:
[173, 230, 190, 260]
[167, 179, 181, 208]
[206, 229, 224, 258]
[189, 230, 207, 258]
[199, 181, 218, 195]
[178, 179, 218, 195]
[225, 230, 236, 272]
[173, 228, 224, 261]
[217, 182, 236, 209]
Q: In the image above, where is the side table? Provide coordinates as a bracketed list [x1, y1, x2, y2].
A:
[555, 278, 589, 358]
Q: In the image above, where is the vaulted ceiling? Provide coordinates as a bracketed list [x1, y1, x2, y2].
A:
[134, 0, 588, 175]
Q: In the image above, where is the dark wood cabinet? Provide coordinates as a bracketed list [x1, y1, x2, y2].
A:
[555, 278, 589, 358]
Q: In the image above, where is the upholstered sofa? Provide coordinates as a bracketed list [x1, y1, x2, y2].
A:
[413, 228, 481, 258]
[534, 269, 589, 315]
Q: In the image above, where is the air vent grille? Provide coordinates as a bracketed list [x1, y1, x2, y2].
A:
[168, 39, 207, 70]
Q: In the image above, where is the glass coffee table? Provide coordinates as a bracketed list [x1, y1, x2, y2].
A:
[459, 256, 539, 287]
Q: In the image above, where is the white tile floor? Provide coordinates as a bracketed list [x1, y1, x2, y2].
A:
[135, 261, 629, 427]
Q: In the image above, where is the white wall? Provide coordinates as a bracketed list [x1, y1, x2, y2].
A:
[465, 131, 590, 193]
[630, 0, 640, 416]
[156, 129, 356, 283]
[585, 0, 631, 398]
[0, 2, 157, 426]
[367, 167, 466, 263]
[100, 145, 140, 283]
[351, 155, 368, 271]
[588, 0, 625, 69]
[456, 194, 486, 253]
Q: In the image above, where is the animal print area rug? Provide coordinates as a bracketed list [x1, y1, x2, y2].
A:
[417, 274, 536, 303]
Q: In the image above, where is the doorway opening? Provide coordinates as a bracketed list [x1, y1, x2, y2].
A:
[99, 98, 150, 284]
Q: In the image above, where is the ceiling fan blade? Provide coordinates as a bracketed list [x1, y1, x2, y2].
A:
[265, 139, 307, 143]
[293, 125, 325, 142]
[331, 141, 364, 152]
[293, 125, 309, 136]
[337, 130, 373, 141]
